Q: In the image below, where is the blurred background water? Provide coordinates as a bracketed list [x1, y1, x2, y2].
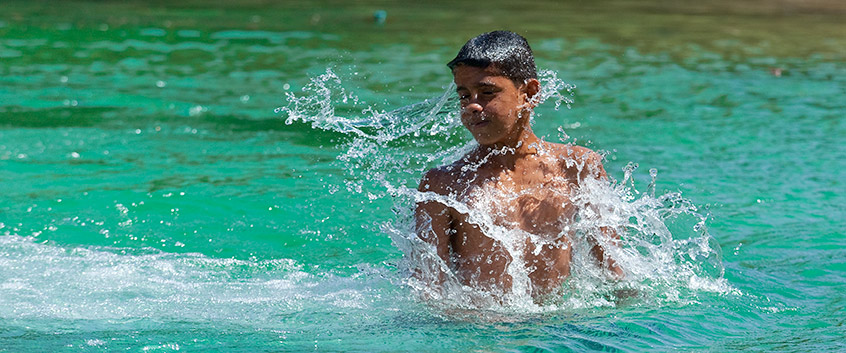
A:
[1, 0, 844, 351]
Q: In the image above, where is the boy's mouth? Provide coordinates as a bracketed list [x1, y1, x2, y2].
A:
[471, 120, 490, 128]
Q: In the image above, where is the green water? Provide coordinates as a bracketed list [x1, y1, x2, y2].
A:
[1, 1, 845, 351]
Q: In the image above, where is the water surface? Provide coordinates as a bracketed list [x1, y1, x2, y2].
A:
[1, 0, 845, 351]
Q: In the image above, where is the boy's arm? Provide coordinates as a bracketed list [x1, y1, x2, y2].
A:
[594, 227, 624, 278]
[414, 169, 454, 285]
[584, 152, 625, 279]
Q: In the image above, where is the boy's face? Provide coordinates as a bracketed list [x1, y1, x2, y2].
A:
[453, 65, 533, 146]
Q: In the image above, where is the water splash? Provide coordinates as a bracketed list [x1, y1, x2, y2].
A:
[277, 68, 732, 314]
[534, 69, 576, 111]
[0, 235, 400, 326]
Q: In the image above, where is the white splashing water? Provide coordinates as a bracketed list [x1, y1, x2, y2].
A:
[0, 235, 405, 329]
[277, 68, 734, 314]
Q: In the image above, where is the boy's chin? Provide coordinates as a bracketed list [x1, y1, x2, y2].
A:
[471, 132, 508, 145]
[472, 137, 495, 145]
[474, 139, 504, 147]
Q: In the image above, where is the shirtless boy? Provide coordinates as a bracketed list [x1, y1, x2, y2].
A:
[415, 31, 622, 298]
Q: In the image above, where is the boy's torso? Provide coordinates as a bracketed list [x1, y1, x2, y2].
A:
[441, 143, 589, 293]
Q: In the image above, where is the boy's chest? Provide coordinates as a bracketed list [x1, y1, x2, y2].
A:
[456, 170, 577, 237]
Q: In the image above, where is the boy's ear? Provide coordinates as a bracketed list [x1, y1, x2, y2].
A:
[522, 78, 541, 106]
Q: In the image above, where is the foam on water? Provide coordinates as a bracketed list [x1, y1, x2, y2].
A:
[277, 68, 735, 315]
[0, 235, 404, 330]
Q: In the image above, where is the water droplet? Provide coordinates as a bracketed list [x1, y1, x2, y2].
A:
[188, 105, 206, 116]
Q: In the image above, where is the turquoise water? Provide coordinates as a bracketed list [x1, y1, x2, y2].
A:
[2, 1, 845, 351]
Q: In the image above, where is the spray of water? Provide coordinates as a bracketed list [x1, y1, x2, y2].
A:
[277, 68, 733, 314]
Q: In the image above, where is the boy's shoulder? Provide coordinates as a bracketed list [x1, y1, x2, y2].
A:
[543, 142, 601, 164]
[544, 142, 608, 180]
[418, 142, 609, 193]
[418, 161, 463, 195]
[547, 142, 592, 158]
[418, 152, 484, 195]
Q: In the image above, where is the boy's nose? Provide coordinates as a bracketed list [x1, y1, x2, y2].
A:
[463, 102, 483, 114]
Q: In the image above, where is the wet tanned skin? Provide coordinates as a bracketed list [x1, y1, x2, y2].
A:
[416, 65, 622, 297]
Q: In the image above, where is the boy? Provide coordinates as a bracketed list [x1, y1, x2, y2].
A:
[415, 31, 623, 298]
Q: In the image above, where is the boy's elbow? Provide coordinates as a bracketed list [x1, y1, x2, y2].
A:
[588, 152, 608, 180]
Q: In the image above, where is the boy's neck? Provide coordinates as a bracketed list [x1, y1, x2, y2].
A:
[473, 125, 543, 169]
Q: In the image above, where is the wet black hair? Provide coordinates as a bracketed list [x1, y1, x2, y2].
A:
[447, 30, 537, 84]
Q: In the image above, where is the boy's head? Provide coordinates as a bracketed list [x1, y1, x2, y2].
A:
[447, 31, 537, 85]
